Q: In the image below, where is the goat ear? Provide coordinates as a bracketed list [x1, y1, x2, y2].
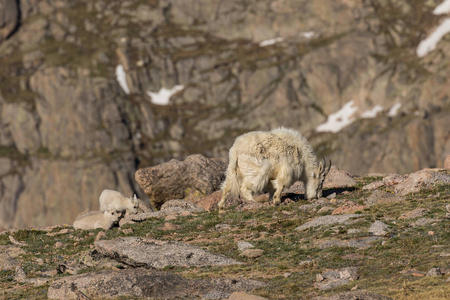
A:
[318, 158, 324, 173]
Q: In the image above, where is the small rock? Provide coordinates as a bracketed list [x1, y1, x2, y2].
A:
[365, 190, 403, 206]
[36, 258, 44, 265]
[0, 252, 20, 270]
[239, 249, 263, 258]
[283, 272, 292, 278]
[326, 192, 337, 199]
[215, 224, 232, 231]
[317, 206, 335, 214]
[228, 291, 269, 300]
[347, 229, 362, 234]
[54, 242, 64, 249]
[368, 221, 389, 236]
[332, 202, 365, 215]
[95, 231, 107, 242]
[426, 267, 442, 277]
[315, 267, 358, 290]
[15, 266, 27, 281]
[439, 252, 450, 257]
[444, 155, 450, 170]
[296, 214, 364, 231]
[411, 218, 438, 227]
[398, 208, 427, 220]
[446, 204, 450, 213]
[160, 222, 180, 231]
[237, 241, 255, 251]
[9, 235, 28, 246]
[323, 166, 357, 189]
[121, 228, 134, 234]
[312, 290, 393, 300]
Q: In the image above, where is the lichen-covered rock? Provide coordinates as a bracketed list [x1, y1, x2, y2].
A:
[323, 166, 357, 189]
[296, 214, 365, 231]
[95, 236, 242, 269]
[135, 154, 227, 208]
[47, 268, 265, 299]
[393, 169, 450, 196]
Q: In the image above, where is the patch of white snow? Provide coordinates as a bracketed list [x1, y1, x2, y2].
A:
[361, 105, 383, 118]
[301, 32, 315, 39]
[259, 37, 283, 47]
[147, 85, 185, 106]
[115, 64, 130, 94]
[387, 103, 402, 117]
[416, 18, 450, 57]
[316, 100, 358, 133]
[433, 0, 450, 15]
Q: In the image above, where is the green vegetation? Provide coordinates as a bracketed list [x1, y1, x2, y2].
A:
[1, 178, 448, 299]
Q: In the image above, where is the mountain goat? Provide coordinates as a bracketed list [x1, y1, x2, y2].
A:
[218, 128, 331, 209]
[73, 209, 122, 230]
[99, 189, 139, 215]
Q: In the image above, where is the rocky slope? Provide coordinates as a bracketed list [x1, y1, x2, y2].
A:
[0, 162, 449, 299]
[0, 0, 449, 228]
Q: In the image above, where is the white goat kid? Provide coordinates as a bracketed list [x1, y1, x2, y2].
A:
[218, 128, 331, 209]
[73, 209, 122, 230]
[99, 189, 140, 215]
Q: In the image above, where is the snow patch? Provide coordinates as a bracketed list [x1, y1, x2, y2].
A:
[301, 32, 315, 39]
[416, 18, 450, 57]
[147, 85, 185, 105]
[316, 100, 358, 133]
[361, 105, 383, 118]
[115, 64, 130, 94]
[433, 0, 450, 15]
[259, 37, 283, 47]
[387, 103, 402, 117]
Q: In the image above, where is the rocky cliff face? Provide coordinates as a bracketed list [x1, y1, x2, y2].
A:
[0, 0, 449, 228]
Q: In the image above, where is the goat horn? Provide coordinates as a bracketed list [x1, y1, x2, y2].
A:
[326, 159, 332, 174]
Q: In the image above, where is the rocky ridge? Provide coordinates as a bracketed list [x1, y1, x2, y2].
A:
[0, 0, 449, 228]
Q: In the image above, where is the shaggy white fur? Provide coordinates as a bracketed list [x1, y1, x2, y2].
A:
[219, 128, 330, 209]
[73, 209, 122, 230]
[99, 189, 139, 214]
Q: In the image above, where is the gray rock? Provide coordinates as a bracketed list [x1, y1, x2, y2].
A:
[394, 170, 450, 196]
[317, 236, 383, 250]
[47, 268, 265, 299]
[160, 199, 205, 214]
[135, 154, 227, 209]
[14, 265, 27, 281]
[315, 267, 358, 290]
[237, 241, 255, 251]
[323, 166, 357, 189]
[313, 290, 393, 300]
[426, 267, 443, 277]
[365, 190, 403, 206]
[411, 218, 438, 227]
[296, 214, 365, 231]
[95, 236, 242, 269]
[368, 221, 389, 236]
[398, 208, 428, 220]
[0, 252, 20, 271]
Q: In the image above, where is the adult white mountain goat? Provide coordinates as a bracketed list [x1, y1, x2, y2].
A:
[218, 128, 331, 209]
[99, 189, 140, 214]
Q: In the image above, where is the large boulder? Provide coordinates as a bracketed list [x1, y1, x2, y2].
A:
[94, 236, 242, 269]
[393, 169, 450, 196]
[0, 0, 19, 41]
[135, 154, 227, 208]
[48, 268, 265, 299]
